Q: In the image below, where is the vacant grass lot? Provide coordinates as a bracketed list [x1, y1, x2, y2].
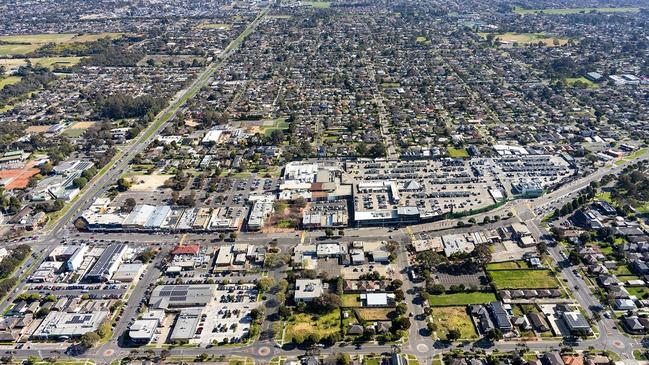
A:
[355, 308, 393, 321]
[285, 311, 340, 343]
[486, 260, 529, 270]
[428, 292, 497, 306]
[447, 147, 469, 158]
[488, 269, 559, 289]
[431, 306, 478, 340]
[513, 6, 640, 15]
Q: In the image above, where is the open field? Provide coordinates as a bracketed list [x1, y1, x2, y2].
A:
[25, 125, 51, 133]
[430, 306, 478, 340]
[284, 311, 340, 343]
[428, 291, 497, 306]
[61, 121, 95, 137]
[513, 6, 641, 15]
[304, 1, 331, 8]
[199, 23, 232, 30]
[488, 269, 559, 289]
[0, 32, 122, 44]
[355, 308, 393, 321]
[0, 44, 41, 56]
[565, 77, 598, 88]
[478, 32, 569, 46]
[129, 174, 173, 191]
[0, 57, 82, 70]
[447, 147, 469, 158]
[0, 76, 21, 89]
[260, 117, 289, 136]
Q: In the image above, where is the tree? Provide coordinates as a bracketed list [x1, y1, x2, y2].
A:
[447, 328, 461, 341]
[311, 293, 342, 313]
[391, 317, 410, 331]
[368, 143, 387, 158]
[256, 277, 275, 293]
[79, 332, 100, 348]
[137, 248, 155, 263]
[117, 177, 131, 192]
[324, 228, 334, 237]
[72, 177, 87, 189]
[229, 232, 238, 241]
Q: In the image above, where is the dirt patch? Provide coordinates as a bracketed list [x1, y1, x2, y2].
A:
[68, 121, 95, 130]
[129, 174, 173, 191]
[25, 125, 52, 133]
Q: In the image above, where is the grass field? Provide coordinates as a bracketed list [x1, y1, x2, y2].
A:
[0, 56, 82, 70]
[0, 32, 122, 56]
[199, 23, 232, 30]
[447, 147, 469, 158]
[626, 286, 649, 299]
[488, 269, 559, 289]
[478, 32, 569, 46]
[304, 1, 331, 8]
[565, 77, 598, 88]
[260, 117, 289, 136]
[342, 294, 361, 307]
[0, 32, 122, 44]
[355, 308, 393, 321]
[428, 292, 496, 306]
[513, 6, 640, 15]
[0, 76, 21, 89]
[0, 44, 41, 56]
[430, 306, 478, 340]
[285, 311, 340, 343]
[486, 260, 529, 270]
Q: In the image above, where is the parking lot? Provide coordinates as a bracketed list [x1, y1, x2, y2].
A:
[195, 284, 260, 345]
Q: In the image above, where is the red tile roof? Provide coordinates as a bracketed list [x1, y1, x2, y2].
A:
[171, 245, 200, 255]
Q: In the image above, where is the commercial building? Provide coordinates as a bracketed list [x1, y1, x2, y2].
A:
[32, 311, 109, 339]
[170, 308, 203, 342]
[112, 263, 145, 282]
[149, 285, 213, 310]
[247, 195, 275, 231]
[85, 243, 128, 282]
[294, 279, 323, 302]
